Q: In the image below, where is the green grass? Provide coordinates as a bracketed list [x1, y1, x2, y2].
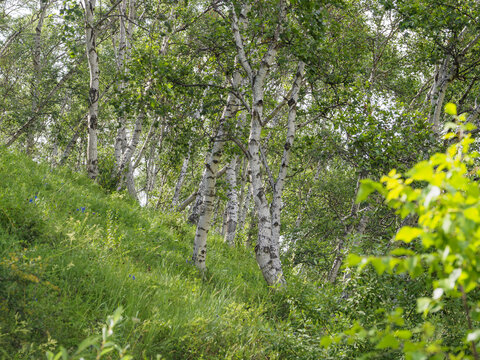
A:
[0, 149, 327, 359]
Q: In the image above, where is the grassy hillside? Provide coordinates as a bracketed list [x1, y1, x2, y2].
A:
[0, 150, 328, 359]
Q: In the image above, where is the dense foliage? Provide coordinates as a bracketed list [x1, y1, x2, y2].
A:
[2, 0, 480, 358]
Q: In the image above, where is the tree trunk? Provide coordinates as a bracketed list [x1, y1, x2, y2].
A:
[428, 57, 454, 131]
[188, 165, 227, 224]
[192, 58, 243, 271]
[270, 61, 305, 246]
[231, 0, 287, 286]
[238, 183, 252, 241]
[224, 109, 247, 245]
[113, 0, 128, 168]
[192, 125, 226, 272]
[27, 0, 48, 154]
[116, 112, 143, 180]
[176, 191, 198, 212]
[224, 155, 239, 246]
[84, 0, 99, 180]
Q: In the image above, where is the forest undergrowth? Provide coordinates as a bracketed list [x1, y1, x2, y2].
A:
[0, 150, 335, 359]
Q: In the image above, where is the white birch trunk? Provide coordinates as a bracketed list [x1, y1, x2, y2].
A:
[271, 61, 304, 246]
[231, 0, 287, 286]
[192, 59, 244, 270]
[192, 125, 227, 272]
[176, 191, 198, 212]
[84, 0, 99, 180]
[224, 103, 247, 245]
[125, 164, 138, 200]
[429, 57, 454, 131]
[188, 165, 227, 224]
[113, 0, 128, 166]
[224, 155, 239, 246]
[116, 113, 143, 179]
[27, 0, 48, 154]
[188, 168, 208, 225]
[238, 183, 252, 241]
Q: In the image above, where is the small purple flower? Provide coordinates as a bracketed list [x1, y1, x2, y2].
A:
[34, 196, 37, 199]
[132, 275, 136, 280]
[81, 207, 86, 213]
[29, 199, 33, 203]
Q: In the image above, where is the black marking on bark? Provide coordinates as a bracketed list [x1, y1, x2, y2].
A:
[284, 142, 291, 151]
[89, 88, 99, 104]
[89, 115, 97, 129]
[288, 98, 295, 107]
[256, 189, 264, 200]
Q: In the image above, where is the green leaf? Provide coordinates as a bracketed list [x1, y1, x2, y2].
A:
[376, 333, 400, 349]
[467, 330, 480, 343]
[443, 132, 456, 140]
[346, 253, 362, 266]
[417, 297, 431, 315]
[100, 347, 115, 356]
[395, 330, 412, 339]
[390, 248, 415, 256]
[396, 226, 423, 243]
[432, 288, 443, 300]
[320, 336, 333, 348]
[464, 207, 480, 222]
[74, 336, 100, 355]
[445, 103, 457, 116]
[407, 161, 434, 182]
[357, 179, 385, 202]
[370, 257, 387, 275]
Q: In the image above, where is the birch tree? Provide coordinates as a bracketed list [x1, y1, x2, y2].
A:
[27, 0, 49, 154]
[83, 0, 99, 179]
[229, 0, 306, 286]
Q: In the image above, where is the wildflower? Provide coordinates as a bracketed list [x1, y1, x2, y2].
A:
[81, 207, 86, 213]
[29, 199, 33, 203]
[132, 275, 136, 280]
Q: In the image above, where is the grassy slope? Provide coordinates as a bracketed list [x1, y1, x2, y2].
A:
[0, 150, 318, 359]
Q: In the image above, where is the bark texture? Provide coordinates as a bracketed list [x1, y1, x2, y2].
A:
[231, 0, 296, 286]
[84, 0, 99, 179]
[27, 0, 48, 154]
